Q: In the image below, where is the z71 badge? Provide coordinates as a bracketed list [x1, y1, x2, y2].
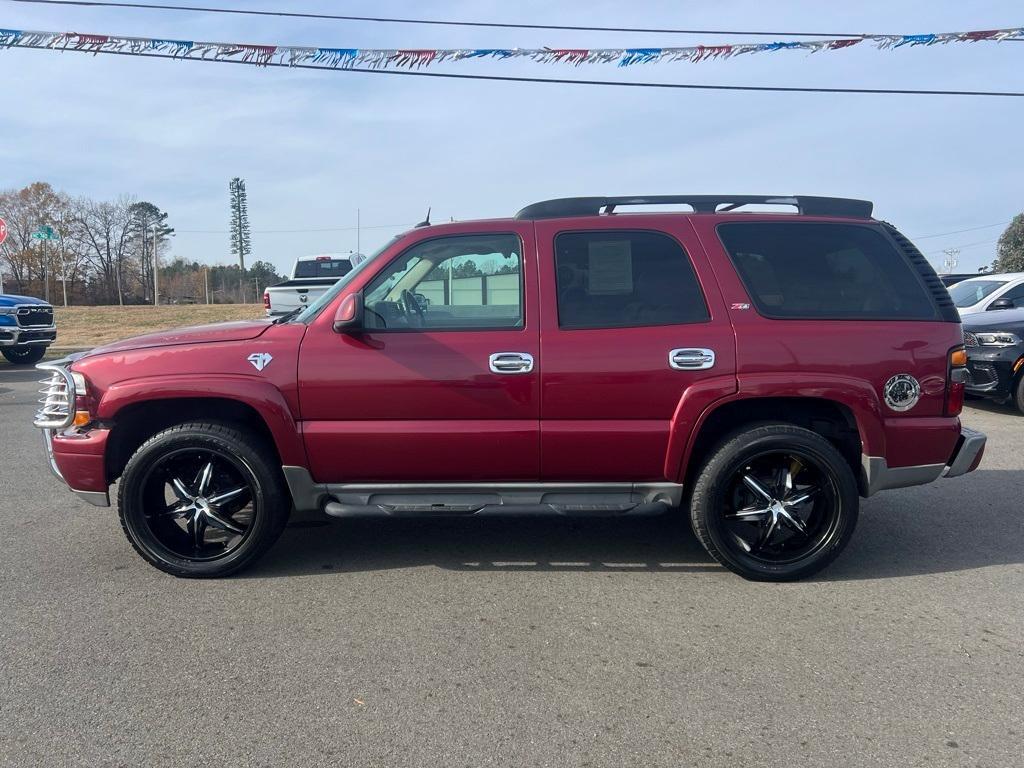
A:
[884, 374, 921, 412]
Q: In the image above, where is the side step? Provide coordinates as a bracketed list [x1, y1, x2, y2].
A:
[281, 468, 684, 518]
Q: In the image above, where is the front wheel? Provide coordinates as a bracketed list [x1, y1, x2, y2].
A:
[689, 423, 859, 581]
[117, 422, 291, 577]
[2, 345, 47, 365]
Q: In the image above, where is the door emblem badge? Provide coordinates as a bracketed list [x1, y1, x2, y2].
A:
[884, 374, 921, 412]
[247, 352, 273, 372]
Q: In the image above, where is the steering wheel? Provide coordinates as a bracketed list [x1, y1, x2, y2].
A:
[400, 289, 426, 327]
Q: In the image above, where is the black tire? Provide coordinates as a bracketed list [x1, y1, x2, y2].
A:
[117, 422, 290, 578]
[689, 423, 859, 581]
[1014, 374, 1024, 416]
[2, 345, 46, 365]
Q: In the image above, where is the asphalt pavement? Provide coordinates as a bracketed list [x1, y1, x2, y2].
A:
[1, 363, 1021, 767]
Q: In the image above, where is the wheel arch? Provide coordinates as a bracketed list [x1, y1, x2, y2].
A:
[676, 395, 874, 496]
[99, 377, 305, 483]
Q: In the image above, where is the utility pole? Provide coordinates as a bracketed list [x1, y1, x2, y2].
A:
[357, 208, 361, 256]
[152, 223, 159, 306]
[942, 248, 960, 274]
[204, 267, 210, 304]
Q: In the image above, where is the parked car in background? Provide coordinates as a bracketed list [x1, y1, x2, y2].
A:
[34, 194, 985, 582]
[0, 293, 56, 365]
[948, 273, 1024, 316]
[963, 308, 1024, 413]
[937, 273, 979, 287]
[263, 254, 353, 317]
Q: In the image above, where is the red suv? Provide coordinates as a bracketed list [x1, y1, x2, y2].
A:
[34, 195, 986, 581]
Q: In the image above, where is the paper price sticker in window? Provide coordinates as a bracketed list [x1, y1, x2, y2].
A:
[587, 240, 633, 295]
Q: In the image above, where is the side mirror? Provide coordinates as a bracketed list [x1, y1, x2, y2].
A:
[333, 292, 364, 332]
[989, 298, 1015, 311]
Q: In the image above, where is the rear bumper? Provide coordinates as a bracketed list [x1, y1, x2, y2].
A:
[861, 426, 986, 496]
[41, 428, 111, 507]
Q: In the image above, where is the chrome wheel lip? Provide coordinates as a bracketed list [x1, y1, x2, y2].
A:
[137, 446, 258, 564]
[717, 448, 841, 566]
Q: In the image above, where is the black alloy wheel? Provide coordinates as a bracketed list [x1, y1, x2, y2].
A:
[690, 423, 859, 581]
[118, 422, 290, 577]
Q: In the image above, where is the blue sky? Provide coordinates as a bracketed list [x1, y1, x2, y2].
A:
[1, 0, 1021, 274]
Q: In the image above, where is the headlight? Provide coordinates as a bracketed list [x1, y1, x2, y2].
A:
[975, 332, 1021, 347]
[963, 331, 979, 347]
[0, 307, 16, 315]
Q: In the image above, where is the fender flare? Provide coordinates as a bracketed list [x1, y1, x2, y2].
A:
[97, 374, 306, 466]
[666, 372, 885, 482]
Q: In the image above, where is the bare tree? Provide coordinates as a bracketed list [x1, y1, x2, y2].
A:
[73, 196, 137, 305]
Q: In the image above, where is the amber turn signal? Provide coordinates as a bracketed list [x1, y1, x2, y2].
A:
[950, 348, 967, 368]
[73, 411, 91, 427]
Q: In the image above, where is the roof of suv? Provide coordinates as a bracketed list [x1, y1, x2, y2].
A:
[514, 195, 873, 220]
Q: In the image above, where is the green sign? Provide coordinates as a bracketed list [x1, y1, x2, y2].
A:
[31, 225, 58, 241]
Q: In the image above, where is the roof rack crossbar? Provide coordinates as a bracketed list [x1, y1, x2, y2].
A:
[514, 195, 873, 220]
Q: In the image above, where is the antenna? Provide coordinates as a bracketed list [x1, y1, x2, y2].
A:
[415, 207, 432, 228]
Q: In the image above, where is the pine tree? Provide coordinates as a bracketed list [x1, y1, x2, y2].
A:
[228, 178, 251, 298]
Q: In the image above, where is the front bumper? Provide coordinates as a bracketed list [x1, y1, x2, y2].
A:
[41, 428, 110, 507]
[964, 346, 1022, 398]
[0, 324, 57, 347]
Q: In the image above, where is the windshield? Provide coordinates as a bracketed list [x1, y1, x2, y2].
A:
[293, 236, 402, 323]
[294, 258, 352, 279]
[949, 279, 1008, 308]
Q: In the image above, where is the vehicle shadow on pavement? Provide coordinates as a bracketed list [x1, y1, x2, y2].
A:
[249, 469, 1024, 580]
[250, 513, 722, 577]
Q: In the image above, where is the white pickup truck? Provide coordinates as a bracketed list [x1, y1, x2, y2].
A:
[263, 254, 354, 317]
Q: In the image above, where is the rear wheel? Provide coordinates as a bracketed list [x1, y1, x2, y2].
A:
[690, 423, 859, 581]
[2, 345, 46, 365]
[1014, 374, 1024, 415]
[117, 422, 290, 577]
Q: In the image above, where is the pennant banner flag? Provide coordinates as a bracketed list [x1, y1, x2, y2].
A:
[0, 26, 1021, 70]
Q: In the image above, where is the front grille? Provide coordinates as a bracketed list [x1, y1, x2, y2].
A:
[35, 368, 74, 429]
[17, 306, 54, 328]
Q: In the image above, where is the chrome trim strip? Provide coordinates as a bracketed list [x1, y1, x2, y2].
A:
[73, 489, 110, 507]
[945, 427, 986, 478]
[42, 429, 64, 481]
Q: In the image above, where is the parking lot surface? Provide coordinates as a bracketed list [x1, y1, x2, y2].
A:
[1, 364, 1021, 767]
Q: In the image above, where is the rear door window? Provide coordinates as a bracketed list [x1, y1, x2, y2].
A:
[554, 230, 709, 329]
[717, 222, 937, 320]
[294, 259, 352, 279]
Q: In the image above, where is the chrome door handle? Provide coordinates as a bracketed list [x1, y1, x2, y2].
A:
[489, 352, 535, 374]
[669, 348, 715, 371]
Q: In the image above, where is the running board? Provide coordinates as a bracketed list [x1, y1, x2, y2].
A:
[281, 467, 682, 518]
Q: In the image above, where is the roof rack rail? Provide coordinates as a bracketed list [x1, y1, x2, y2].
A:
[514, 195, 873, 220]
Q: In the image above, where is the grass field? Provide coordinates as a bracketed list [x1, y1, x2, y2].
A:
[50, 304, 265, 349]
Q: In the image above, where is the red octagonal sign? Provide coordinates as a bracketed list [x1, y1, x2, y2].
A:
[0, 217, 7, 247]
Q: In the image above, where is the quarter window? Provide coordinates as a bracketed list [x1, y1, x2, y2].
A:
[554, 230, 709, 329]
[717, 222, 937, 320]
[363, 234, 522, 330]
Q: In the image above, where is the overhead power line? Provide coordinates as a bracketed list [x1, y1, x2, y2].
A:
[911, 221, 1009, 239]
[1, 0, 890, 37]
[9, 44, 1024, 97]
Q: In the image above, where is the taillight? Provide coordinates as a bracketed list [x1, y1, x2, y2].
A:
[263, 291, 270, 310]
[946, 345, 967, 416]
